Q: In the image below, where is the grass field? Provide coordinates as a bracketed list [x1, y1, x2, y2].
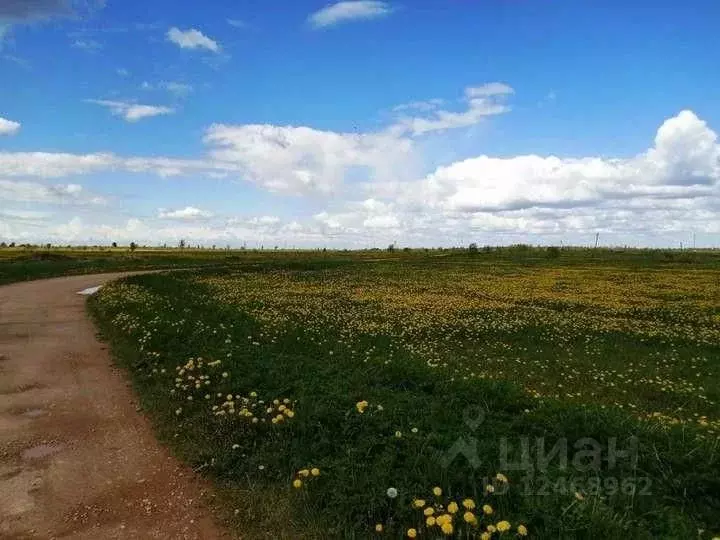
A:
[82, 248, 720, 538]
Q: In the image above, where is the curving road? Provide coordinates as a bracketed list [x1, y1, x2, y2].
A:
[0, 273, 225, 539]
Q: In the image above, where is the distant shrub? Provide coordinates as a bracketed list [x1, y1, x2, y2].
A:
[546, 246, 561, 259]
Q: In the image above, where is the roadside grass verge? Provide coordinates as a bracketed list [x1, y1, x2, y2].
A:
[88, 264, 720, 539]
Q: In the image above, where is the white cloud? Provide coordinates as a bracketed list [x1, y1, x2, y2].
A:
[1, 101, 719, 247]
[390, 83, 514, 136]
[140, 81, 194, 97]
[0, 179, 106, 205]
[0, 151, 114, 177]
[166, 27, 220, 53]
[162, 81, 193, 96]
[227, 19, 246, 28]
[203, 123, 414, 194]
[399, 110, 719, 214]
[71, 38, 102, 51]
[158, 206, 214, 221]
[309, 1, 392, 28]
[86, 99, 175, 122]
[116, 67, 129, 77]
[0, 116, 20, 135]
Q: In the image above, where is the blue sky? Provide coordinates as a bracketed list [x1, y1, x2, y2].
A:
[1, 0, 719, 247]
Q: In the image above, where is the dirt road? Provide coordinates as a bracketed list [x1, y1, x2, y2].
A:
[0, 273, 226, 539]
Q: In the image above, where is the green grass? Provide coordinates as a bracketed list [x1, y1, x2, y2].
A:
[86, 249, 720, 539]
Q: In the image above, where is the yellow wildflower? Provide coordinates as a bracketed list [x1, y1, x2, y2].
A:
[447, 501, 459, 514]
[412, 498, 426, 509]
[497, 520, 511, 532]
[441, 522, 454, 535]
[311, 468, 320, 477]
[292, 479, 302, 489]
[463, 511, 477, 524]
[426, 516, 436, 527]
[375, 523, 383, 533]
[462, 498, 476, 510]
[407, 528, 417, 538]
[356, 400, 369, 413]
[483, 504, 493, 515]
[423, 507, 435, 516]
[298, 469, 310, 477]
[496, 473, 508, 483]
[517, 524, 528, 536]
[433, 486, 442, 496]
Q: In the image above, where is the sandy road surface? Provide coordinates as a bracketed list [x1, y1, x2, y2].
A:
[0, 273, 226, 539]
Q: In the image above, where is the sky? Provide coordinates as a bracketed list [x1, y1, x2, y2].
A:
[1, 0, 719, 248]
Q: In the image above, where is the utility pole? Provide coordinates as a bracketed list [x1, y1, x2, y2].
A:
[594, 232, 599, 249]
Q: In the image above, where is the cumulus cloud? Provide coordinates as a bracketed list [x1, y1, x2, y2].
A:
[158, 206, 214, 221]
[0, 116, 20, 135]
[2, 104, 719, 247]
[203, 123, 414, 194]
[166, 27, 220, 53]
[309, 1, 392, 28]
[399, 110, 719, 214]
[86, 99, 175, 122]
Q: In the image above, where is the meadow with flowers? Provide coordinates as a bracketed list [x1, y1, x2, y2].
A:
[88, 248, 720, 538]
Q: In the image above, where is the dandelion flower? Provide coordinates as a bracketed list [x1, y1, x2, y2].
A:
[483, 504, 493, 515]
[463, 511, 477, 524]
[517, 524, 528, 536]
[485, 484, 495, 494]
[298, 469, 310, 477]
[311, 468, 320, 477]
[292, 479, 302, 489]
[496, 473, 508, 483]
[375, 523, 383, 533]
[426, 516, 436, 526]
[387, 487, 398, 499]
[441, 522, 454, 535]
[407, 529, 417, 538]
[462, 498, 475, 510]
[395, 431, 403, 438]
[496, 520, 511, 532]
[356, 400, 369, 413]
[480, 533, 491, 540]
[447, 501, 459, 514]
[423, 507, 434, 516]
[433, 486, 442, 496]
[221, 372, 228, 378]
